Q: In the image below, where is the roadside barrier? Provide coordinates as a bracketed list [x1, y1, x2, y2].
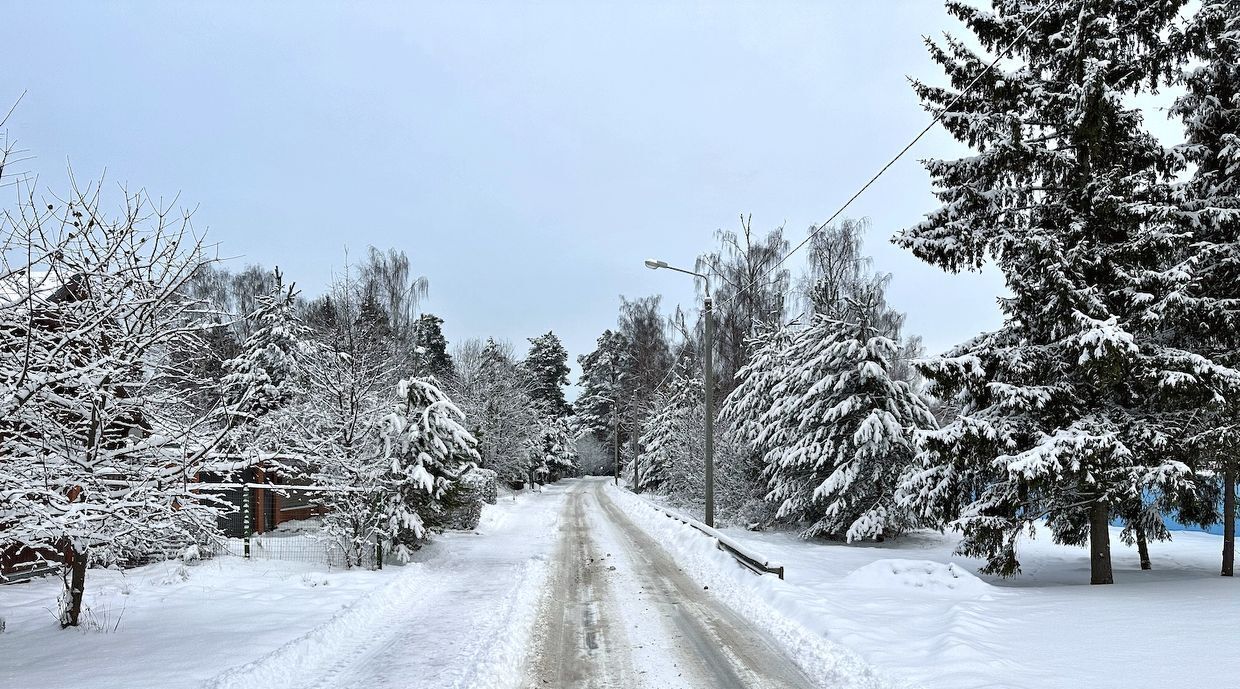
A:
[630, 492, 785, 580]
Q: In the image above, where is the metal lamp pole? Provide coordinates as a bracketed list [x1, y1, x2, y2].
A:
[644, 258, 715, 527]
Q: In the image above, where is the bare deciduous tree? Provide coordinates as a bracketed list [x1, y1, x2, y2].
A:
[1, 172, 228, 627]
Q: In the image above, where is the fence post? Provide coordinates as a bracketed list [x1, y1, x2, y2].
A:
[242, 483, 251, 559]
[375, 541, 383, 570]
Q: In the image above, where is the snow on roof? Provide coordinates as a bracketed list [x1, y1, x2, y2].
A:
[0, 269, 63, 308]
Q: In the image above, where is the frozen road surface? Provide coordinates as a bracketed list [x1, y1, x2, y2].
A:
[195, 477, 820, 689]
[523, 477, 818, 689]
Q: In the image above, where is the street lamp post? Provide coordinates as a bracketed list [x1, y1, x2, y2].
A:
[644, 258, 715, 527]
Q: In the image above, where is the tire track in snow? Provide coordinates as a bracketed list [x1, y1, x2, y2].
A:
[523, 482, 637, 688]
[524, 478, 822, 689]
[589, 479, 821, 689]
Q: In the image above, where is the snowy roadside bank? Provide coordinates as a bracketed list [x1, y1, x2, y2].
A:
[612, 485, 1240, 689]
[0, 484, 570, 689]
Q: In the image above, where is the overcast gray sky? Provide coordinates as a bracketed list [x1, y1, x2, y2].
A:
[5, 1, 1115, 387]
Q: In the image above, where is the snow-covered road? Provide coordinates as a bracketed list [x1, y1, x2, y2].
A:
[523, 478, 819, 689]
[208, 477, 820, 689]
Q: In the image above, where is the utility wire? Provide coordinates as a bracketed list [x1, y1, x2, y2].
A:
[637, 2, 1054, 406]
[716, 0, 1055, 311]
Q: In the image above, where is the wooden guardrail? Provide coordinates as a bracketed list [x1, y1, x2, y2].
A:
[641, 497, 785, 580]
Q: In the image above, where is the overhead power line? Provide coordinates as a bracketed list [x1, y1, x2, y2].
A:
[717, 1, 1055, 311]
[638, 2, 1055, 403]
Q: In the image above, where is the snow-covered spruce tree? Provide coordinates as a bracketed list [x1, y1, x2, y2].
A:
[637, 388, 680, 492]
[758, 301, 937, 542]
[1164, 0, 1240, 576]
[574, 329, 632, 475]
[638, 358, 699, 492]
[527, 415, 577, 483]
[894, 0, 1238, 583]
[546, 416, 579, 477]
[376, 377, 480, 559]
[717, 321, 799, 523]
[661, 375, 705, 501]
[410, 313, 453, 378]
[723, 218, 929, 535]
[522, 331, 572, 419]
[0, 179, 227, 627]
[216, 267, 309, 463]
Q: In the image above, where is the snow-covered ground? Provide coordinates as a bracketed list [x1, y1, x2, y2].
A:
[0, 556, 403, 689]
[0, 484, 569, 689]
[612, 486, 1240, 689]
[7, 479, 1234, 689]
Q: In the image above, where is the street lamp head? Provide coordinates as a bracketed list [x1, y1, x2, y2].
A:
[644, 259, 667, 270]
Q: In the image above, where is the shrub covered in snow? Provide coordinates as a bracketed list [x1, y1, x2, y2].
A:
[443, 467, 498, 529]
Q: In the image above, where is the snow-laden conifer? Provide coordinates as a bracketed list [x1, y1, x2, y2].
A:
[638, 358, 700, 492]
[530, 415, 578, 482]
[1164, 0, 1240, 575]
[523, 331, 573, 419]
[215, 267, 309, 466]
[410, 313, 454, 378]
[377, 377, 480, 557]
[574, 330, 632, 475]
[759, 311, 937, 541]
[894, 0, 1240, 583]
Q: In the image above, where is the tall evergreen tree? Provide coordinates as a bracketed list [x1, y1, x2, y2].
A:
[637, 357, 700, 492]
[411, 313, 454, 377]
[731, 291, 937, 541]
[377, 377, 480, 558]
[574, 330, 632, 474]
[1165, 0, 1240, 576]
[894, 0, 1237, 584]
[523, 331, 572, 418]
[788, 321, 935, 541]
[530, 416, 578, 482]
[219, 268, 306, 429]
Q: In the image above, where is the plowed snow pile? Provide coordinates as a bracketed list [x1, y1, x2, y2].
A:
[841, 559, 990, 595]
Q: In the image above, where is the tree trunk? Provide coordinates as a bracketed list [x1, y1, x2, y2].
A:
[1089, 500, 1113, 585]
[1135, 524, 1151, 571]
[60, 546, 88, 628]
[1223, 469, 1235, 578]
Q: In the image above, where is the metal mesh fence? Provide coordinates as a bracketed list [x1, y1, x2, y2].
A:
[196, 483, 382, 570]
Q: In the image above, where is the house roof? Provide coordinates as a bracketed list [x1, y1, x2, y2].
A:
[0, 269, 97, 309]
[0, 269, 61, 308]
